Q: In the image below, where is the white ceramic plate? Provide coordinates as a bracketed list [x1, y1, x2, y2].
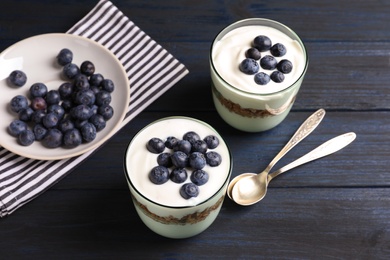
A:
[0, 33, 130, 160]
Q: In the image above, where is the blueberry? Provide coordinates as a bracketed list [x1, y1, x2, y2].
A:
[260, 55, 278, 70]
[165, 136, 179, 149]
[63, 128, 82, 148]
[157, 152, 172, 167]
[42, 128, 63, 148]
[189, 152, 206, 170]
[33, 123, 48, 141]
[57, 48, 73, 66]
[90, 85, 101, 95]
[179, 183, 199, 199]
[8, 120, 27, 137]
[203, 135, 220, 149]
[170, 168, 188, 183]
[190, 169, 209, 186]
[277, 59, 293, 74]
[70, 104, 92, 121]
[146, 138, 165, 153]
[245, 47, 261, 60]
[254, 72, 271, 85]
[80, 60, 95, 76]
[73, 74, 90, 91]
[270, 43, 287, 57]
[58, 82, 74, 99]
[31, 97, 47, 111]
[171, 151, 188, 168]
[149, 166, 169, 185]
[100, 79, 115, 93]
[29, 83, 48, 98]
[31, 110, 46, 124]
[239, 58, 259, 75]
[57, 118, 75, 133]
[183, 131, 201, 145]
[80, 122, 96, 142]
[74, 120, 88, 129]
[47, 104, 65, 120]
[8, 70, 27, 87]
[98, 105, 114, 120]
[10, 95, 28, 113]
[45, 90, 61, 105]
[89, 114, 106, 131]
[18, 129, 35, 146]
[42, 112, 59, 129]
[89, 73, 104, 86]
[74, 89, 95, 106]
[61, 99, 73, 112]
[253, 35, 272, 52]
[270, 71, 285, 83]
[90, 105, 98, 115]
[173, 139, 192, 154]
[206, 151, 222, 167]
[18, 107, 34, 122]
[191, 140, 208, 154]
[95, 91, 112, 106]
[63, 63, 80, 80]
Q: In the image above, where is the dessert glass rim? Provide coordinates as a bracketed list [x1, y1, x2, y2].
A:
[210, 17, 309, 97]
[123, 116, 233, 209]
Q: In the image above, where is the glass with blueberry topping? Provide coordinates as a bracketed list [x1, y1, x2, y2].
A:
[210, 18, 308, 132]
[124, 116, 232, 239]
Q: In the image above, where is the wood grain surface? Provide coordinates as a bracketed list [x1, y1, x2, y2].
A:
[0, 0, 389, 259]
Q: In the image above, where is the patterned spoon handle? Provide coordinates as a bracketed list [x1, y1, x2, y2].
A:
[268, 132, 357, 181]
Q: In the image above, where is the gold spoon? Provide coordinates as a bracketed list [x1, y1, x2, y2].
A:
[231, 132, 356, 206]
[227, 109, 326, 200]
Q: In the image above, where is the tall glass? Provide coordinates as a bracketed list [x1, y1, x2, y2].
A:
[210, 18, 308, 132]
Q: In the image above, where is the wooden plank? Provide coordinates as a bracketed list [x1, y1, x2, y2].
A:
[1, 188, 388, 259]
[2, 0, 390, 44]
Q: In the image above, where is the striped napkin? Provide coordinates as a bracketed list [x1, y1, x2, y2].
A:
[0, 0, 188, 217]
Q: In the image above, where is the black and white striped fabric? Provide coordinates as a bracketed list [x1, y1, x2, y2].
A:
[0, 0, 188, 217]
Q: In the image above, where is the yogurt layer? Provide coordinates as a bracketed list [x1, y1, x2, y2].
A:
[125, 118, 231, 207]
[212, 25, 305, 94]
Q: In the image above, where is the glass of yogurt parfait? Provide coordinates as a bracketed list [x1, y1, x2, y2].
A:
[124, 116, 232, 239]
[210, 18, 308, 132]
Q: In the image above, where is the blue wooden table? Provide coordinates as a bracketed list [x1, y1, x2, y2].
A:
[0, 0, 389, 258]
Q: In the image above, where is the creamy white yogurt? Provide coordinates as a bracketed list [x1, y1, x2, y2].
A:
[212, 25, 305, 94]
[125, 117, 231, 207]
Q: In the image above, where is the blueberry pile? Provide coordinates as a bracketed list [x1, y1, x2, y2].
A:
[239, 35, 293, 85]
[146, 131, 222, 199]
[7, 48, 115, 148]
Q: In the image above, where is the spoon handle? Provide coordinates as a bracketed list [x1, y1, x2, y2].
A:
[268, 132, 356, 181]
[265, 109, 326, 172]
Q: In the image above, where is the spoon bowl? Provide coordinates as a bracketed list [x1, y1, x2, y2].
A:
[227, 173, 256, 199]
[231, 170, 269, 205]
